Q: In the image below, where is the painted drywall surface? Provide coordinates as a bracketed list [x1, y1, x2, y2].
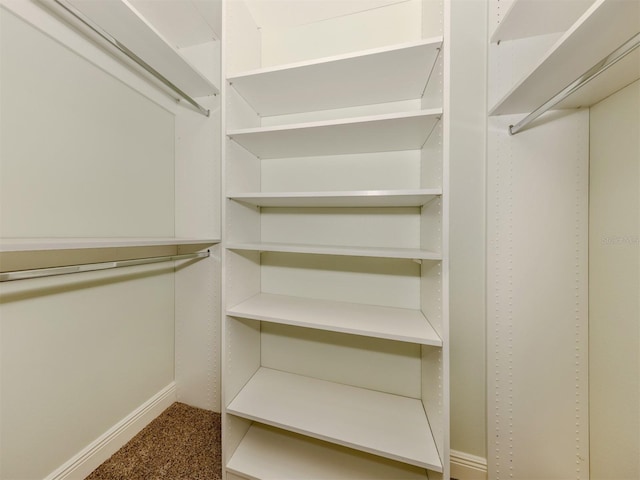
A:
[589, 79, 640, 480]
[0, 266, 175, 479]
[0, 7, 175, 238]
[449, 0, 488, 460]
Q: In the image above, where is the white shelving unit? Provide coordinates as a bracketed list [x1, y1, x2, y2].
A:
[490, 0, 640, 115]
[223, 0, 449, 479]
[227, 368, 442, 470]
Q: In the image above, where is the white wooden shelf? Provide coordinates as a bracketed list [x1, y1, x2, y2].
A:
[490, 0, 595, 43]
[227, 368, 442, 471]
[66, 0, 219, 97]
[227, 109, 442, 159]
[129, 0, 221, 47]
[0, 237, 219, 253]
[227, 293, 442, 346]
[227, 424, 429, 480]
[227, 38, 442, 117]
[490, 0, 640, 115]
[226, 242, 441, 260]
[228, 189, 441, 208]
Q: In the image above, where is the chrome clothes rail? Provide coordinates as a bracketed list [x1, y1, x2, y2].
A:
[52, 0, 210, 117]
[510, 32, 640, 135]
[0, 251, 209, 282]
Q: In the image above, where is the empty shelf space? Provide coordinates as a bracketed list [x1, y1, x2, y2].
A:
[490, 0, 595, 43]
[227, 293, 442, 346]
[65, 0, 219, 96]
[226, 242, 441, 260]
[227, 424, 429, 480]
[490, 0, 640, 115]
[0, 237, 220, 253]
[227, 110, 442, 159]
[226, 368, 442, 471]
[227, 38, 442, 116]
[228, 189, 442, 208]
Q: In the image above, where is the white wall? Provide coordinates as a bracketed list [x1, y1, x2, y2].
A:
[589, 79, 640, 480]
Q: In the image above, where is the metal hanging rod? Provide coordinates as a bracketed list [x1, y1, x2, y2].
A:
[509, 32, 640, 135]
[52, 0, 210, 117]
[0, 251, 209, 283]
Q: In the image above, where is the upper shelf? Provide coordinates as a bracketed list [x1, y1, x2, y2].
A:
[228, 189, 442, 208]
[65, 0, 219, 97]
[227, 38, 442, 117]
[490, 0, 595, 43]
[227, 109, 442, 159]
[227, 293, 442, 346]
[490, 0, 640, 115]
[227, 242, 441, 260]
[0, 237, 220, 253]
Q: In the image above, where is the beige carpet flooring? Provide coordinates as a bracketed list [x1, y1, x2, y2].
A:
[86, 402, 222, 480]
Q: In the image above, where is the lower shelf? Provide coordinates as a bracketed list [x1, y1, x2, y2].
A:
[226, 368, 442, 471]
[227, 423, 429, 480]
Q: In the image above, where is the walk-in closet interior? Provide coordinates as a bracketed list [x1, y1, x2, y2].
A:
[0, 0, 638, 479]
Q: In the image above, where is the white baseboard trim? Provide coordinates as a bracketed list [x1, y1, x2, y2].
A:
[450, 450, 488, 480]
[45, 382, 177, 480]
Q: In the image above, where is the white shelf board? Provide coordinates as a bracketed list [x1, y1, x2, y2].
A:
[0, 237, 219, 253]
[226, 368, 442, 471]
[227, 38, 442, 116]
[227, 109, 442, 159]
[129, 0, 221, 47]
[226, 242, 441, 260]
[66, 0, 219, 96]
[227, 293, 442, 346]
[228, 189, 442, 208]
[490, 0, 640, 115]
[554, 46, 640, 109]
[227, 424, 429, 480]
[491, 0, 595, 43]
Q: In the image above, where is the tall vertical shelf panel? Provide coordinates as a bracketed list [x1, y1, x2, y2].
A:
[222, 1, 449, 478]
